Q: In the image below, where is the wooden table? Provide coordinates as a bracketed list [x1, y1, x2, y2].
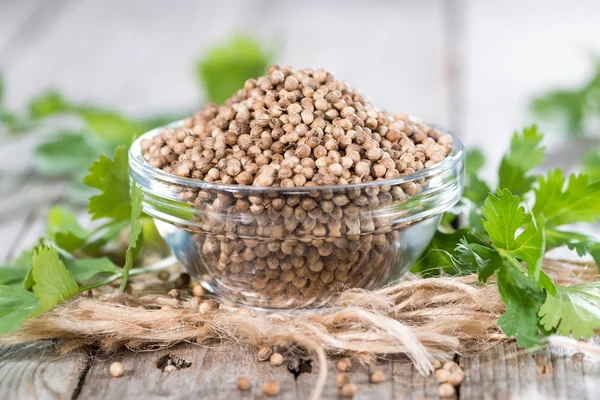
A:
[1, 337, 600, 399]
[2, 1, 600, 399]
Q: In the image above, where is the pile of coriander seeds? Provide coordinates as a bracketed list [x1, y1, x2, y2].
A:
[142, 66, 452, 308]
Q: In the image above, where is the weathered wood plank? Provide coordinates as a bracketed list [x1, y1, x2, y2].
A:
[0, 341, 89, 400]
[77, 342, 298, 399]
[392, 356, 440, 399]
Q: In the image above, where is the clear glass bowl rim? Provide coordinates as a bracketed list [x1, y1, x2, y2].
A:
[129, 119, 465, 194]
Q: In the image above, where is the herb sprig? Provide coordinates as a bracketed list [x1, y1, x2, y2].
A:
[413, 125, 600, 348]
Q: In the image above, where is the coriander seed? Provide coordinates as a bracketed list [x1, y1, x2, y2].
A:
[257, 346, 273, 362]
[236, 377, 252, 391]
[262, 380, 280, 397]
[337, 357, 352, 372]
[340, 383, 356, 398]
[270, 352, 284, 366]
[335, 372, 349, 388]
[438, 383, 455, 398]
[164, 365, 177, 373]
[109, 362, 124, 378]
[369, 370, 385, 383]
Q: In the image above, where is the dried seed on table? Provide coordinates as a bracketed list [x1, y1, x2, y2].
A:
[270, 352, 284, 366]
[340, 383, 356, 398]
[435, 368, 450, 383]
[438, 382, 456, 398]
[369, 370, 385, 383]
[199, 300, 219, 313]
[257, 346, 273, 361]
[236, 377, 252, 391]
[337, 357, 352, 372]
[158, 270, 170, 281]
[335, 372, 350, 388]
[164, 365, 177, 372]
[262, 380, 280, 397]
[192, 284, 205, 297]
[168, 289, 180, 299]
[109, 362, 124, 377]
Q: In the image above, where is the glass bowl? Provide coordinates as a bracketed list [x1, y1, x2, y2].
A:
[129, 120, 465, 309]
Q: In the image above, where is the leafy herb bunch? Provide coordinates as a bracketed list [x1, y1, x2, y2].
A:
[413, 126, 600, 348]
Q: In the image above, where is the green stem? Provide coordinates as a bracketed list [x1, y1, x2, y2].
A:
[78, 256, 176, 292]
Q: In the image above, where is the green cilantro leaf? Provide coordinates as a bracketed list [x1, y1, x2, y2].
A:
[412, 229, 483, 276]
[46, 206, 89, 252]
[0, 285, 38, 334]
[28, 90, 70, 119]
[33, 133, 99, 177]
[120, 182, 144, 291]
[545, 228, 600, 266]
[197, 36, 271, 104]
[482, 189, 549, 291]
[79, 109, 145, 146]
[84, 145, 131, 221]
[496, 264, 546, 349]
[498, 126, 545, 196]
[455, 240, 504, 282]
[466, 149, 485, 175]
[31, 246, 79, 313]
[533, 170, 600, 227]
[0, 249, 32, 286]
[539, 282, 600, 339]
[583, 151, 600, 181]
[63, 257, 119, 282]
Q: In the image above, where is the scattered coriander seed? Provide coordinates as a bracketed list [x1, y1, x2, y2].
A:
[432, 359, 442, 370]
[438, 383, 455, 398]
[270, 352, 284, 366]
[435, 368, 450, 383]
[192, 284, 206, 297]
[168, 289, 180, 299]
[81, 290, 93, 298]
[164, 365, 177, 373]
[369, 370, 385, 384]
[337, 357, 352, 372]
[236, 377, 252, 391]
[447, 370, 465, 386]
[335, 372, 349, 388]
[257, 346, 273, 362]
[340, 383, 356, 398]
[109, 362, 124, 377]
[442, 360, 460, 373]
[158, 270, 170, 281]
[262, 380, 280, 397]
[199, 300, 219, 313]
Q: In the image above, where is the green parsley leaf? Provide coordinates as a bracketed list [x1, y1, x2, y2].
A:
[411, 229, 481, 276]
[33, 133, 99, 177]
[0, 72, 4, 105]
[539, 282, 600, 339]
[28, 90, 70, 119]
[63, 257, 119, 282]
[197, 36, 271, 104]
[46, 207, 89, 252]
[455, 240, 504, 283]
[533, 170, 600, 227]
[79, 109, 145, 146]
[482, 189, 548, 291]
[0, 285, 38, 334]
[498, 126, 544, 196]
[466, 149, 485, 175]
[496, 263, 546, 349]
[583, 151, 600, 181]
[120, 182, 144, 291]
[31, 246, 79, 313]
[0, 249, 32, 286]
[84, 145, 131, 221]
[545, 228, 600, 268]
